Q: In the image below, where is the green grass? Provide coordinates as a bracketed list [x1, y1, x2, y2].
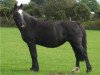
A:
[0, 28, 100, 75]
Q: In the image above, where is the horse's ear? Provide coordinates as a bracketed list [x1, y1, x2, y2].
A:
[19, 4, 23, 8]
[14, 1, 18, 9]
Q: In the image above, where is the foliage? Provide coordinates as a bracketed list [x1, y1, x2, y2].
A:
[24, 2, 42, 16]
[65, 0, 77, 8]
[43, 0, 76, 20]
[1, 0, 15, 8]
[80, 0, 99, 12]
[31, 0, 44, 5]
[95, 5, 100, 18]
[65, 7, 75, 18]
[31, 0, 77, 7]
[0, 0, 16, 26]
[0, 0, 99, 27]
[55, 10, 66, 20]
[0, 7, 11, 17]
[43, 0, 91, 21]
[83, 19, 100, 29]
[0, 17, 16, 27]
[0, 0, 15, 17]
[72, 3, 91, 21]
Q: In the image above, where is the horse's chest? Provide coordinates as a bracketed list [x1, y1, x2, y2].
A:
[21, 29, 35, 41]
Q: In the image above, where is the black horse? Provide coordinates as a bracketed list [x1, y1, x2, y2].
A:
[13, 3, 92, 73]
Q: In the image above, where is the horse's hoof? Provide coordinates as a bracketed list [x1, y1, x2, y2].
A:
[30, 67, 39, 72]
[86, 66, 92, 73]
[71, 67, 80, 73]
[86, 69, 92, 73]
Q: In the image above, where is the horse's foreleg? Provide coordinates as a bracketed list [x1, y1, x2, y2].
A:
[27, 42, 39, 72]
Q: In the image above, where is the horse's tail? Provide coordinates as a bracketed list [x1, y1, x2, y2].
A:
[82, 27, 87, 51]
[81, 25, 87, 60]
[77, 22, 87, 51]
[77, 22, 87, 61]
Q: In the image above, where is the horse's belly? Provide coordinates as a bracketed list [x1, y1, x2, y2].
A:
[36, 39, 66, 48]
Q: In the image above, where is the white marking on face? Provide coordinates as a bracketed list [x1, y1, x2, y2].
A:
[18, 9, 23, 15]
[17, 9, 26, 28]
[21, 25, 25, 28]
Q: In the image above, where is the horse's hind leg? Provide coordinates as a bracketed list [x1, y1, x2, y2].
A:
[82, 38, 92, 73]
[70, 41, 92, 73]
[70, 42, 81, 73]
[85, 56, 92, 72]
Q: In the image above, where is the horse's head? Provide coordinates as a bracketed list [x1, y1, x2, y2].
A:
[13, 2, 25, 28]
[13, 2, 36, 28]
[13, 2, 23, 14]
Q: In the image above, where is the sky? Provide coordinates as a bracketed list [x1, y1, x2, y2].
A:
[16, 0, 100, 5]
[97, 0, 100, 4]
[16, 0, 30, 5]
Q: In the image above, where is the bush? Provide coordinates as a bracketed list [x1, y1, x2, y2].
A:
[0, 4, 15, 27]
[83, 19, 100, 30]
[55, 10, 66, 20]
[24, 2, 42, 17]
[95, 8, 100, 18]
[72, 3, 91, 22]
[0, 17, 16, 27]
[43, 0, 68, 20]
[0, 7, 11, 17]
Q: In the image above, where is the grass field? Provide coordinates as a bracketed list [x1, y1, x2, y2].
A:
[0, 28, 100, 75]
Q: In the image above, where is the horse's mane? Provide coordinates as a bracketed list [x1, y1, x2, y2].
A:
[23, 12, 37, 20]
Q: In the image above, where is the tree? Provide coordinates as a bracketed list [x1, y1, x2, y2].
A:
[72, 3, 91, 21]
[31, 0, 44, 5]
[43, 0, 67, 20]
[80, 0, 99, 12]
[0, 0, 15, 17]
[24, 2, 42, 16]
[0, 0, 16, 26]
[65, 0, 77, 8]
[95, 5, 100, 18]
[2, 0, 15, 8]
[43, 0, 76, 20]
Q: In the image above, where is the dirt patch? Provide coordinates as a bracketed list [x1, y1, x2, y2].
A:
[49, 72, 76, 75]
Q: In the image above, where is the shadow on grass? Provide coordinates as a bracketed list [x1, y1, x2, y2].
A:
[0, 68, 39, 75]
